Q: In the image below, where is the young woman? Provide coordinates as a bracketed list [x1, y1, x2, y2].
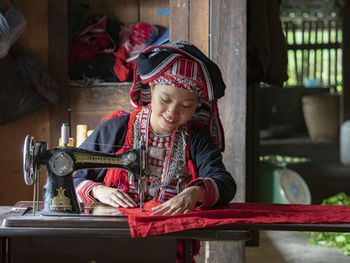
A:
[74, 40, 236, 215]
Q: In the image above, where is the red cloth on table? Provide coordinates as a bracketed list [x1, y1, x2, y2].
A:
[118, 200, 350, 238]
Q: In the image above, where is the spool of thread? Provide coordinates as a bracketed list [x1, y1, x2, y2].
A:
[61, 123, 69, 146]
[76, 125, 88, 147]
[59, 137, 74, 147]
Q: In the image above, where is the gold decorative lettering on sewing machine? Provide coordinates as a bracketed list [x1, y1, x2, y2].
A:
[23, 135, 146, 215]
[50, 187, 72, 211]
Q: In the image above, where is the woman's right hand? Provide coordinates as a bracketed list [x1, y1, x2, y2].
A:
[91, 185, 137, 208]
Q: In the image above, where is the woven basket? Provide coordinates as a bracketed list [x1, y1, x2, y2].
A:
[302, 93, 340, 142]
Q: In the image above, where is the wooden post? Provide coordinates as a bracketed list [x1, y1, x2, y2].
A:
[211, 0, 246, 210]
[48, 0, 69, 148]
[170, 1, 247, 261]
[209, 0, 247, 262]
[170, 0, 209, 55]
[170, 0, 190, 42]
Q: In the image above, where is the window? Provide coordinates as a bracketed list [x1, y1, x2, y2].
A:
[280, 0, 343, 90]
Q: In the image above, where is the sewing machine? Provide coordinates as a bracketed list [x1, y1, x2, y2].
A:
[22, 128, 146, 214]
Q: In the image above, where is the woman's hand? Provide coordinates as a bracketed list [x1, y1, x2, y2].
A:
[151, 185, 207, 215]
[91, 185, 137, 208]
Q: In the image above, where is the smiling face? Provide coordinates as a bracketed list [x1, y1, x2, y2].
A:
[150, 84, 198, 135]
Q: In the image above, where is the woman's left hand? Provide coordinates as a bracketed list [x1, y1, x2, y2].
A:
[151, 185, 207, 215]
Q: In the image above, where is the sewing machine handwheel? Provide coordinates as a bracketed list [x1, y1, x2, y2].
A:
[23, 135, 35, 185]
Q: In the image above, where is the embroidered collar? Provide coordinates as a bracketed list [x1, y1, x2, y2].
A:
[133, 106, 188, 200]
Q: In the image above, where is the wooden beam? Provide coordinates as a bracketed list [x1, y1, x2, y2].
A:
[169, 0, 209, 55]
[170, 0, 189, 41]
[189, 0, 209, 55]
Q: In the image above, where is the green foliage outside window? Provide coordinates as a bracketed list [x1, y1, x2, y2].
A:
[283, 20, 343, 91]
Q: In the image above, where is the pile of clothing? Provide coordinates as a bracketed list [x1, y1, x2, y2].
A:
[68, 5, 169, 83]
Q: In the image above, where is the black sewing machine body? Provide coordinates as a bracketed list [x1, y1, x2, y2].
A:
[23, 135, 146, 214]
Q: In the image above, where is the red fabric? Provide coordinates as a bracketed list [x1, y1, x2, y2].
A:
[121, 22, 157, 57]
[69, 17, 114, 67]
[69, 33, 112, 67]
[118, 200, 350, 238]
[119, 200, 199, 263]
[112, 46, 135, 82]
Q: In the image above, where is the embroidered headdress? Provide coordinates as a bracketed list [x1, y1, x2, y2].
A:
[130, 40, 226, 151]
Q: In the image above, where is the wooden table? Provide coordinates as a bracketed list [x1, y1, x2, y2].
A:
[0, 202, 250, 263]
[2, 202, 350, 263]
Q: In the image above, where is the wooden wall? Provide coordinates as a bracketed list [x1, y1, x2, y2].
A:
[0, 0, 50, 205]
[70, 84, 134, 140]
[170, 0, 209, 55]
[69, 0, 169, 27]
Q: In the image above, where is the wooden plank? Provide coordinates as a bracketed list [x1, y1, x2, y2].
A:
[245, 83, 260, 249]
[170, 0, 209, 54]
[211, 0, 246, 202]
[69, 0, 139, 24]
[320, 21, 324, 84]
[335, 20, 339, 86]
[301, 20, 305, 82]
[70, 85, 133, 144]
[48, 0, 69, 148]
[189, 0, 209, 55]
[314, 21, 318, 80]
[139, 0, 169, 27]
[246, 84, 260, 204]
[287, 43, 341, 50]
[307, 21, 311, 78]
[343, 1, 350, 121]
[209, 0, 246, 262]
[292, 22, 299, 83]
[170, 0, 189, 41]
